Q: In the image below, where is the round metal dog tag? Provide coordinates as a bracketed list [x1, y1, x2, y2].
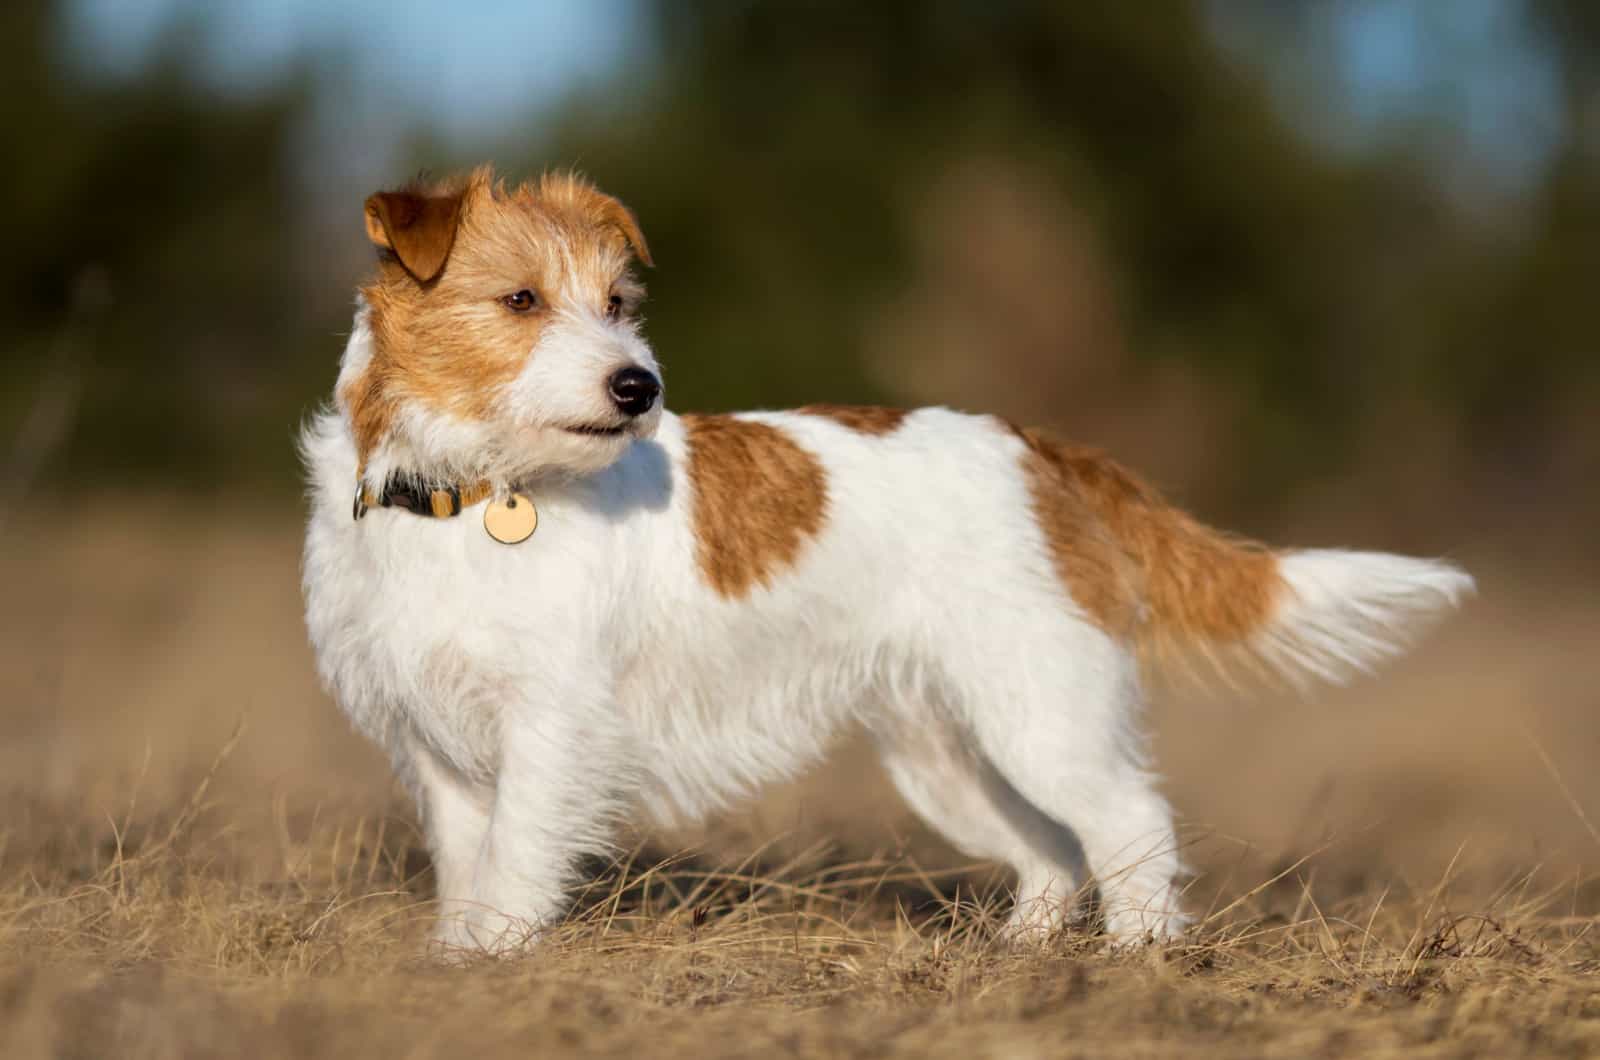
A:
[483, 494, 538, 544]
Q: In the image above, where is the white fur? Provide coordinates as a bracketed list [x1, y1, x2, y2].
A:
[303, 310, 1470, 952]
[1256, 550, 1475, 688]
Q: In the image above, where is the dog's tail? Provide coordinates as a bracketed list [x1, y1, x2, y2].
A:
[1017, 429, 1474, 688]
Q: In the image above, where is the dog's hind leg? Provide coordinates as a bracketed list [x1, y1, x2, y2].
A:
[934, 621, 1187, 945]
[977, 671, 1184, 943]
[874, 719, 1090, 938]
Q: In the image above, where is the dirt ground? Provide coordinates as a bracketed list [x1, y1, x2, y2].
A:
[4, 497, 1599, 1058]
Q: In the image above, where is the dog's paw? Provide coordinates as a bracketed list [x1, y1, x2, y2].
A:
[427, 907, 545, 961]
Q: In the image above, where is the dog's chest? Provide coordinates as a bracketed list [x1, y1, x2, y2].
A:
[305, 503, 616, 777]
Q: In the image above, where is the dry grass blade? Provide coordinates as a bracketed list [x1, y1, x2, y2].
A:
[145, 716, 245, 861]
[1522, 726, 1600, 853]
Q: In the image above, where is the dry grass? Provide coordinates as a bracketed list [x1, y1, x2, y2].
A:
[4, 497, 1600, 1058]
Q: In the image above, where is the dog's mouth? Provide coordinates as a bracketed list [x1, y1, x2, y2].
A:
[563, 423, 628, 438]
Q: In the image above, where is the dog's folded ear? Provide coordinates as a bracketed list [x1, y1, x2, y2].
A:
[363, 187, 466, 283]
[591, 194, 653, 268]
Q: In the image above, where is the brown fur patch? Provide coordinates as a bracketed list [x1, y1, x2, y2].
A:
[1012, 425, 1281, 644]
[344, 166, 651, 466]
[683, 415, 829, 599]
[364, 187, 465, 283]
[797, 405, 909, 437]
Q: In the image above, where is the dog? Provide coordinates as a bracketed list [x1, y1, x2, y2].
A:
[302, 165, 1473, 952]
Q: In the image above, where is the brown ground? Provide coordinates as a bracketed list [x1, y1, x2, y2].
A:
[3, 497, 1599, 1058]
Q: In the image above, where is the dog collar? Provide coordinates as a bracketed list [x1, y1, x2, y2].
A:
[353, 472, 537, 544]
[353, 474, 493, 520]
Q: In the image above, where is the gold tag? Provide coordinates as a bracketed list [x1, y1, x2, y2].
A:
[483, 493, 538, 544]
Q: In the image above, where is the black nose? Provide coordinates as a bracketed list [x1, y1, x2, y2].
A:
[607, 367, 660, 417]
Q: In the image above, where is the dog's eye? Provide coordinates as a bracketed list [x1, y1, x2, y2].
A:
[501, 290, 538, 313]
[605, 294, 624, 320]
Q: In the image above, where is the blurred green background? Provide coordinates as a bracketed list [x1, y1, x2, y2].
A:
[4, 0, 1596, 551]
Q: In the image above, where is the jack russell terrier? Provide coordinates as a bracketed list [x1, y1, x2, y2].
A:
[302, 165, 1472, 952]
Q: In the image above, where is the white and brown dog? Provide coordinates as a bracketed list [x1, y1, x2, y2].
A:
[302, 165, 1472, 952]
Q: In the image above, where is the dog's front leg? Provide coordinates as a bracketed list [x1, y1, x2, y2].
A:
[450, 690, 628, 954]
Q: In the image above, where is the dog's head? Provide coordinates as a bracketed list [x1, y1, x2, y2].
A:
[341, 165, 661, 483]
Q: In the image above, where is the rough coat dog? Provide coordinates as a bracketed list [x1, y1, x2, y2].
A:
[302, 165, 1472, 951]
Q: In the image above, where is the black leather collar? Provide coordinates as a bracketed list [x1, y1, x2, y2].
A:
[353, 474, 491, 520]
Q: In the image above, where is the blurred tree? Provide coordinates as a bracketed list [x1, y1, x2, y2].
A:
[2, 0, 1593, 537]
[1441, 0, 1600, 508]
[528, 1, 1481, 508]
[1, 0, 317, 484]
[527, 0, 1597, 522]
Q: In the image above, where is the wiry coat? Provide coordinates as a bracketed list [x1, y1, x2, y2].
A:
[303, 167, 1472, 951]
